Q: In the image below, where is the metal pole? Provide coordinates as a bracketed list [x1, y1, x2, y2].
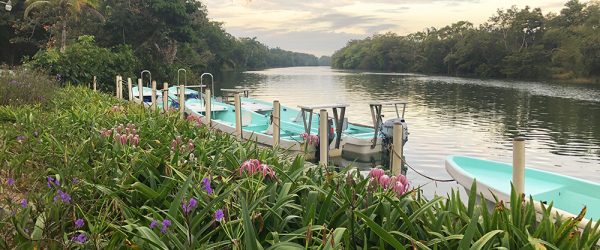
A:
[137, 79, 143, 106]
[163, 82, 169, 112]
[273, 100, 280, 147]
[513, 137, 526, 195]
[205, 89, 212, 126]
[127, 78, 133, 101]
[234, 93, 242, 139]
[151, 80, 157, 111]
[319, 109, 328, 167]
[93, 76, 97, 91]
[392, 122, 403, 175]
[178, 85, 185, 119]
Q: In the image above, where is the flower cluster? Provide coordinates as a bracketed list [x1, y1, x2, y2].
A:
[110, 105, 124, 113]
[71, 233, 87, 243]
[214, 209, 224, 221]
[202, 178, 213, 195]
[75, 218, 85, 228]
[300, 133, 319, 146]
[100, 123, 140, 146]
[369, 168, 410, 197]
[186, 115, 204, 127]
[150, 219, 172, 234]
[182, 198, 198, 214]
[239, 159, 275, 178]
[170, 135, 195, 153]
[47, 176, 60, 188]
[54, 189, 72, 204]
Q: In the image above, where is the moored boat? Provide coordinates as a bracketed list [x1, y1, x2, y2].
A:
[446, 155, 599, 229]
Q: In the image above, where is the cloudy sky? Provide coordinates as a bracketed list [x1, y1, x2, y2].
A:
[202, 0, 573, 56]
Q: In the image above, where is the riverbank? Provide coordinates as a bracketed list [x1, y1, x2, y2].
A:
[0, 82, 598, 248]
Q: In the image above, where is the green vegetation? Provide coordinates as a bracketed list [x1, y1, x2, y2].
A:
[0, 67, 57, 106]
[0, 83, 598, 248]
[0, 0, 319, 86]
[332, 0, 600, 80]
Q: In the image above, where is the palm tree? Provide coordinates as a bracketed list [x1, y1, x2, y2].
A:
[24, 0, 102, 52]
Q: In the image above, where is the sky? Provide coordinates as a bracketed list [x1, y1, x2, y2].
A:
[202, 0, 574, 56]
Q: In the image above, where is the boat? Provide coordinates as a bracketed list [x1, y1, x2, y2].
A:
[167, 74, 320, 155]
[445, 155, 599, 229]
[131, 70, 163, 108]
[227, 94, 409, 161]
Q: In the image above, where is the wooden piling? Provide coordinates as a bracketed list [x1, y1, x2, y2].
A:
[137, 79, 143, 105]
[93, 76, 97, 91]
[127, 78, 133, 101]
[115, 75, 120, 98]
[205, 89, 212, 126]
[163, 82, 169, 112]
[392, 122, 403, 175]
[319, 109, 328, 166]
[178, 85, 185, 119]
[234, 93, 242, 138]
[513, 137, 526, 195]
[273, 100, 280, 148]
[151, 80, 157, 111]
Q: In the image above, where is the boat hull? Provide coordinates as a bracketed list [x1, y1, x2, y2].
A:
[446, 155, 599, 229]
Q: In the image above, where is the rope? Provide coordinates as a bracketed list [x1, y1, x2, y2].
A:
[391, 146, 455, 182]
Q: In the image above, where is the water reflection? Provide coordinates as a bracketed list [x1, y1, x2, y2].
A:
[216, 66, 600, 195]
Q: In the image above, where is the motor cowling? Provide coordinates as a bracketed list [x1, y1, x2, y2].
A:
[380, 118, 408, 144]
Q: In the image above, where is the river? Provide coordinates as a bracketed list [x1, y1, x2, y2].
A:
[215, 66, 600, 196]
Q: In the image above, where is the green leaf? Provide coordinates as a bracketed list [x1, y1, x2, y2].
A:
[470, 230, 503, 250]
[355, 210, 406, 250]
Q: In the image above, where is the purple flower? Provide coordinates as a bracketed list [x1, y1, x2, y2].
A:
[20, 199, 27, 208]
[47, 176, 60, 188]
[9, 79, 17, 85]
[72, 233, 87, 243]
[16, 136, 26, 143]
[202, 178, 213, 195]
[182, 198, 198, 214]
[160, 219, 171, 234]
[72, 177, 79, 184]
[54, 190, 71, 203]
[149, 219, 158, 229]
[7, 178, 14, 186]
[214, 209, 224, 221]
[74, 218, 84, 228]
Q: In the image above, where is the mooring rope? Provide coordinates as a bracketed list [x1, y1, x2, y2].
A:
[392, 146, 456, 182]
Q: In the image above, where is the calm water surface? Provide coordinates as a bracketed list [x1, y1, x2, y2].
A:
[215, 66, 600, 196]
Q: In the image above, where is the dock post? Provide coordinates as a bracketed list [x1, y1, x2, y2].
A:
[392, 122, 403, 175]
[162, 82, 169, 112]
[513, 137, 526, 195]
[93, 76, 97, 91]
[273, 100, 280, 148]
[319, 109, 328, 166]
[151, 80, 157, 111]
[178, 85, 185, 119]
[115, 75, 120, 98]
[118, 75, 123, 99]
[127, 78, 133, 101]
[205, 89, 212, 126]
[234, 93, 242, 139]
[137, 79, 143, 105]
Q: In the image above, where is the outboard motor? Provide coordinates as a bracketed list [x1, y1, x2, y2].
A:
[380, 118, 409, 173]
[315, 118, 335, 161]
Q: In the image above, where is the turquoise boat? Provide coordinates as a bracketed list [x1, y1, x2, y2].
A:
[446, 155, 599, 229]
[238, 96, 409, 160]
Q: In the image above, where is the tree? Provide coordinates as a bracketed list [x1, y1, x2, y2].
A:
[24, 0, 102, 52]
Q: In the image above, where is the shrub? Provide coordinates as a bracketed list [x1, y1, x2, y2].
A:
[0, 67, 57, 106]
[26, 35, 137, 92]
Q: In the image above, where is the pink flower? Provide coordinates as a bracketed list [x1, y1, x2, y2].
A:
[392, 181, 408, 196]
[369, 168, 385, 181]
[119, 134, 128, 145]
[379, 175, 390, 189]
[131, 135, 140, 146]
[259, 164, 276, 178]
[239, 159, 267, 177]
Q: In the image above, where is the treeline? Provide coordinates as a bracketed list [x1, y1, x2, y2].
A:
[0, 0, 320, 86]
[332, 0, 600, 80]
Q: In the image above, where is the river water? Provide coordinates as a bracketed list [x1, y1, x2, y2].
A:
[216, 66, 600, 196]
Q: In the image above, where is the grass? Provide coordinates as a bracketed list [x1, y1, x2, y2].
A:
[0, 86, 598, 249]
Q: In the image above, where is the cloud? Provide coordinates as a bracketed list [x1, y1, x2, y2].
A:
[203, 0, 572, 55]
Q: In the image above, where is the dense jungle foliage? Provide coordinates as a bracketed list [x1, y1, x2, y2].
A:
[332, 0, 600, 80]
[0, 0, 325, 86]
